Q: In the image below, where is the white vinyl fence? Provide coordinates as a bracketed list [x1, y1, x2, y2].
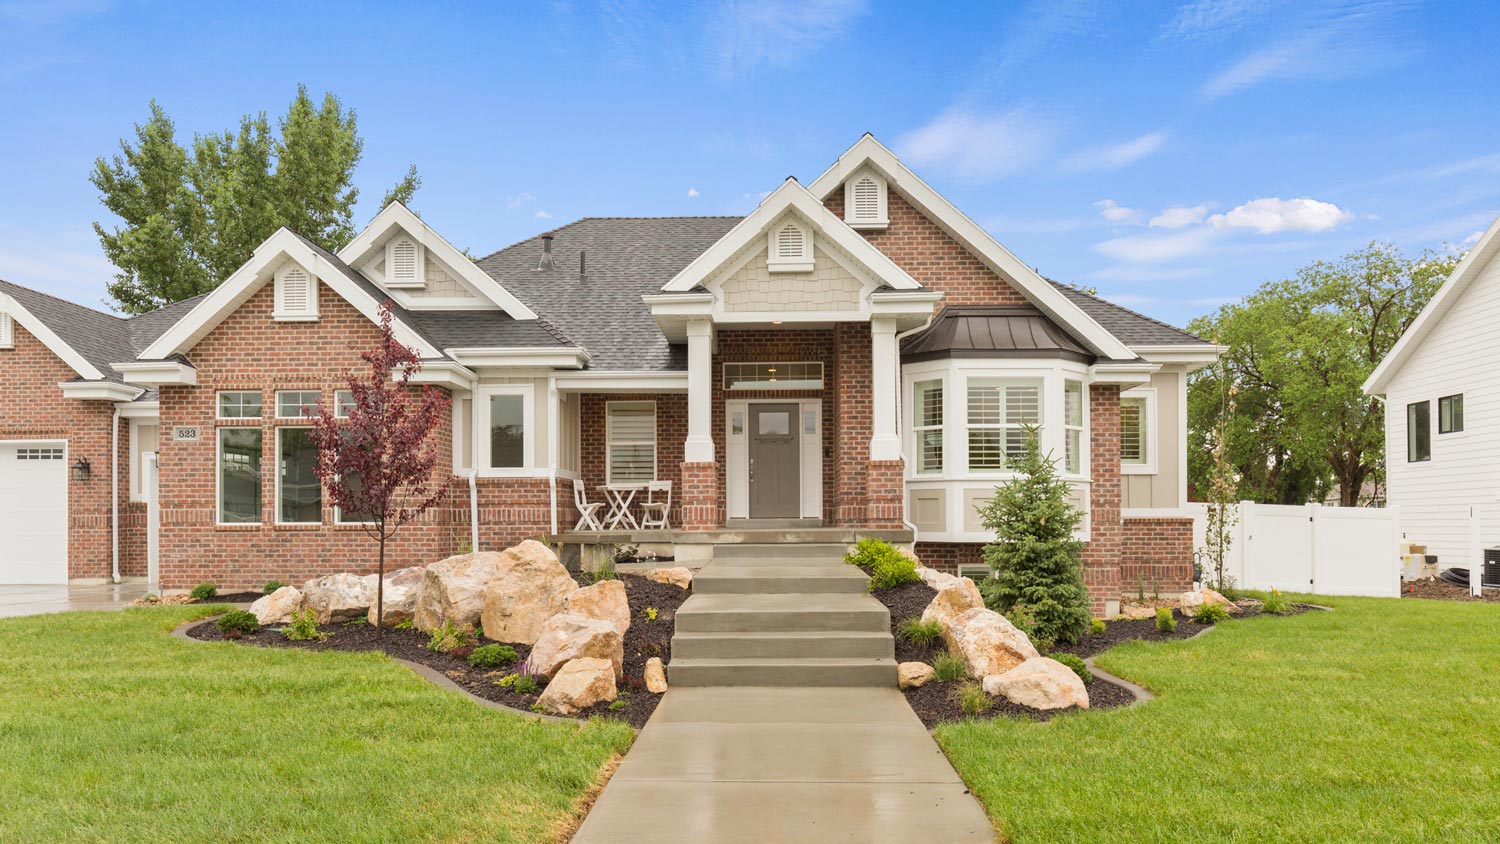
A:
[1188, 501, 1401, 598]
[1467, 503, 1500, 597]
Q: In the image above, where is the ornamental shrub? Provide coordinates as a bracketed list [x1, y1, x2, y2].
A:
[189, 582, 218, 601]
[216, 609, 260, 637]
[1155, 607, 1177, 633]
[284, 609, 326, 641]
[468, 643, 519, 669]
[897, 617, 944, 648]
[845, 538, 919, 591]
[1089, 618, 1107, 635]
[1261, 589, 1291, 615]
[426, 620, 477, 654]
[1191, 603, 1230, 624]
[932, 652, 967, 682]
[951, 680, 991, 716]
[1053, 652, 1091, 685]
[262, 580, 288, 594]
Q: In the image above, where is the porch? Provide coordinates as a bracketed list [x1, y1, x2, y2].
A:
[548, 524, 915, 568]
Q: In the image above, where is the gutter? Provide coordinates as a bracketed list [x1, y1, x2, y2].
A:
[893, 316, 935, 541]
[111, 407, 120, 583]
[548, 376, 560, 537]
[467, 470, 480, 553]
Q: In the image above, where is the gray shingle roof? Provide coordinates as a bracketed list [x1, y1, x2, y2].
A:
[475, 217, 742, 371]
[1049, 280, 1210, 347]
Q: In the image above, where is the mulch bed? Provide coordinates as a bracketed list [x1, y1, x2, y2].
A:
[1401, 578, 1500, 603]
[200, 591, 267, 604]
[188, 573, 688, 729]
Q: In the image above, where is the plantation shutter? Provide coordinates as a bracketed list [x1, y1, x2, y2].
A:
[1003, 384, 1041, 464]
[607, 402, 656, 484]
[968, 380, 1042, 471]
[1120, 397, 1146, 464]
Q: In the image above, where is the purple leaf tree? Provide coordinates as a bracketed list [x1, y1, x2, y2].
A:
[307, 304, 449, 635]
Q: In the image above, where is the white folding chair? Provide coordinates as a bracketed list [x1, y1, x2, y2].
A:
[573, 480, 604, 531]
[639, 480, 672, 530]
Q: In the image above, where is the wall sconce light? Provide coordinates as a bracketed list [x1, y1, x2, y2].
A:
[71, 458, 91, 481]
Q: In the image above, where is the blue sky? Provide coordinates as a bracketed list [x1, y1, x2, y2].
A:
[2, 0, 1496, 328]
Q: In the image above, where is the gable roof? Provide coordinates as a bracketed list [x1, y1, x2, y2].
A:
[1364, 213, 1500, 395]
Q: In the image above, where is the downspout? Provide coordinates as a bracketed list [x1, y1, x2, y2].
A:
[111, 407, 121, 584]
[467, 470, 480, 553]
[548, 376, 560, 536]
[893, 317, 935, 542]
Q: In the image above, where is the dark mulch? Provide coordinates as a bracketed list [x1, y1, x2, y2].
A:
[1402, 578, 1500, 603]
[1055, 610, 1205, 660]
[188, 573, 688, 729]
[881, 580, 942, 663]
[200, 591, 267, 604]
[902, 671, 1138, 729]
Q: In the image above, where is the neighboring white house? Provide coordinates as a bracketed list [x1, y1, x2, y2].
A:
[1364, 213, 1500, 571]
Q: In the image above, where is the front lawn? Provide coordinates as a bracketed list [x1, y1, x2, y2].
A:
[937, 596, 1500, 843]
[0, 606, 633, 844]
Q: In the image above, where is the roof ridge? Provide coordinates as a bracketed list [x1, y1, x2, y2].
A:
[473, 216, 745, 263]
[1045, 278, 1207, 344]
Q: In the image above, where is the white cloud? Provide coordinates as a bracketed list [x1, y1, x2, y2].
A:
[708, 0, 867, 79]
[506, 192, 536, 210]
[534, 210, 553, 219]
[1463, 230, 1485, 247]
[1149, 204, 1210, 229]
[1089, 264, 1211, 283]
[984, 0, 1102, 82]
[1094, 227, 1220, 263]
[1062, 132, 1168, 172]
[899, 107, 1058, 182]
[1094, 199, 1142, 225]
[1208, 197, 1352, 234]
[687, 188, 700, 198]
[1161, 0, 1265, 42]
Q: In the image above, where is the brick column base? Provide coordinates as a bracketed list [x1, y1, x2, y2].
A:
[866, 459, 905, 528]
[680, 462, 719, 531]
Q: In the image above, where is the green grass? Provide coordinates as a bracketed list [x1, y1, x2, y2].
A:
[0, 606, 633, 843]
[937, 596, 1500, 843]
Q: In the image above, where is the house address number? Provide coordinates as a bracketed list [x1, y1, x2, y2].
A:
[172, 426, 201, 442]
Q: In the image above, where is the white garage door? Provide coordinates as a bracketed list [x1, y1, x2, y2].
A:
[0, 442, 69, 584]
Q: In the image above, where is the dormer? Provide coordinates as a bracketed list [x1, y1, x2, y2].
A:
[273, 262, 319, 321]
[843, 167, 888, 230]
[0, 310, 12, 348]
[767, 216, 814, 273]
[385, 235, 425, 288]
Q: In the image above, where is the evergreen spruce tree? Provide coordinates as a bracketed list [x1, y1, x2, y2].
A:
[977, 427, 1091, 645]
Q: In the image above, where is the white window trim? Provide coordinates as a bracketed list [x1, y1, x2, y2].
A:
[217, 390, 263, 420]
[912, 378, 945, 476]
[1120, 387, 1157, 475]
[605, 400, 657, 484]
[334, 390, 355, 419]
[275, 426, 321, 525]
[0, 311, 13, 348]
[766, 216, 815, 273]
[384, 237, 426, 288]
[843, 167, 889, 230]
[273, 262, 319, 322]
[217, 426, 263, 526]
[128, 419, 159, 503]
[275, 390, 322, 420]
[1064, 378, 1088, 479]
[964, 376, 1045, 475]
[473, 384, 538, 478]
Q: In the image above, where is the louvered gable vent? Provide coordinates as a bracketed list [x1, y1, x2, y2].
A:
[843, 168, 888, 229]
[273, 263, 318, 321]
[0, 311, 12, 349]
[766, 217, 814, 272]
[385, 236, 424, 288]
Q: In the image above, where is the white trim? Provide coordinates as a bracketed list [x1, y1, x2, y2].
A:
[473, 383, 536, 477]
[114, 359, 198, 386]
[57, 381, 144, 402]
[444, 347, 588, 369]
[116, 400, 159, 420]
[216, 425, 263, 526]
[605, 400, 657, 484]
[843, 166, 889, 230]
[339, 202, 539, 320]
[383, 236, 425, 288]
[1365, 212, 1500, 395]
[1135, 344, 1225, 371]
[725, 398, 822, 520]
[766, 215, 815, 272]
[1089, 360, 1159, 385]
[1120, 387, 1157, 474]
[0, 311, 12, 348]
[807, 135, 1136, 360]
[272, 262, 319, 321]
[275, 389, 322, 420]
[127, 418, 159, 503]
[274, 426, 322, 525]
[405, 360, 477, 393]
[554, 371, 690, 392]
[216, 390, 264, 420]
[0, 292, 106, 380]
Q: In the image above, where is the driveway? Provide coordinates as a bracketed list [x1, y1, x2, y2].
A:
[0, 583, 150, 618]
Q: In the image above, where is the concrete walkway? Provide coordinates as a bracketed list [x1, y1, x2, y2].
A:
[0, 583, 150, 618]
[571, 686, 994, 843]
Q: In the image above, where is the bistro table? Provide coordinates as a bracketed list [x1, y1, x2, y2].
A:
[598, 483, 645, 530]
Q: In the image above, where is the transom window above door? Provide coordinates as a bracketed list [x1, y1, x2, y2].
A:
[723, 362, 824, 391]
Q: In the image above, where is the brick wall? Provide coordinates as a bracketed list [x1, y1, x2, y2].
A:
[578, 393, 686, 526]
[1081, 384, 1123, 614]
[680, 462, 718, 530]
[914, 541, 984, 574]
[1121, 516, 1194, 595]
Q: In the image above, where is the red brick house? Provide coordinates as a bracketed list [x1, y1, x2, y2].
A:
[0, 135, 1218, 611]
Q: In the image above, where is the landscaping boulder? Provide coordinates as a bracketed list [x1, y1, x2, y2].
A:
[413, 551, 509, 632]
[1116, 604, 1157, 621]
[537, 657, 617, 716]
[644, 657, 668, 694]
[1179, 587, 1241, 615]
[367, 566, 426, 627]
[302, 573, 377, 623]
[480, 541, 579, 644]
[982, 657, 1090, 711]
[527, 613, 624, 680]
[920, 577, 984, 630]
[560, 579, 631, 636]
[898, 661, 936, 690]
[249, 586, 304, 624]
[943, 607, 1040, 678]
[915, 565, 963, 592]
[645, 567, 693, 589]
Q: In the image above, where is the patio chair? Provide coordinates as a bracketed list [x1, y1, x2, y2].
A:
[573, 480, 605, 531]
[639, 480, 672, 530]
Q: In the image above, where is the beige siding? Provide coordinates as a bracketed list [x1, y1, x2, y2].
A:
[720, 244, 864, 312]
[909, 488, 946, 532]
[408, 253, 476, 298]
[1122, 369, 1185, 509]
[558, 392, 580, 474]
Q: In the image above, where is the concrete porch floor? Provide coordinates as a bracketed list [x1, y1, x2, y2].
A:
[0, 582, 151, 618]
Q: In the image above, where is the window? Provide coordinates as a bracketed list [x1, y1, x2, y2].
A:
[218, 428, 262, 524]
[1408, 401, 1431, 462]
[1064, 379, 1085, 475]
[1120, 389, 1155, 472]
[0, 311, 12, 348]
[218, 391, 263, 419]
[385, 236, 424, 287]
[273, 263, 318, 321]
[767, 217, 813, 272]
[967, 378, 1041, 472]
[1439, 394, 1464, 434]
[914, 380, 943, 474]
[723, 362, 824, 390]
[276, 390, 321, 419]
[277, 428, 321, 524]
[335, 390, 355, 419]
[843, 168, 888, 229]
[336, 471, 375, 524]
[478, 387, 531, 471]
[607, 402, 656, 483]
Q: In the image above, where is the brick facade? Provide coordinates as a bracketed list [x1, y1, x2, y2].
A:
[1121, 517, 1195, 595]
[578, 393, 687, 526]
[1080, 384, 1123, 614]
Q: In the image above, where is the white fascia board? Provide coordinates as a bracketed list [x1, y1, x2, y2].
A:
[402, 360, 477, 392]
[58, 381, 144, 402]
[115, 400, 160, 419]
[643, 293, 715, 315]
[1364, 212, 1500, 395]
[1134, 344, 1226, 373]
[114, 359, 199, 386]
[660, 178, 922, 293]
[807, 135, 1137, 361]
[140, 228, 440, 360]
[339, 202, 539, 321]
[554, 371, 690, 392]
[0, 293, 105, 380]
[1089, 361, 1160, 385]
[869, 289, 944, 316]
[445, 347, 590, 369]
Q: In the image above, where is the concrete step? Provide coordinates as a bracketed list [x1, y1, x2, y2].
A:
[675, 593, 890, 634]
[673, 631, 894, 660]
[693, 565, 870, 595]
[668, 657, 899, 688]
[711, 543, 849, 561]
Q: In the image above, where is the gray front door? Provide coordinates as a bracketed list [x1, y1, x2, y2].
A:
[748, 403, 800, 518]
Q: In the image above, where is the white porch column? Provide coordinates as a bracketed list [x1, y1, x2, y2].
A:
[870, 316, 902, 461]
[685, 320, 716, 463]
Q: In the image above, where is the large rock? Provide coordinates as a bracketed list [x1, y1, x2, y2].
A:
[1179, 587, 1241, 615]
[413, 551, 509, 632]
[480, 541, 579, 644]
[915, 565, 963, 592]
[644, 657, 668, 694]
[921, 577, 985, 630]
[526, 613, 624, 680]
[367, 566, 426, 627]
[645, 567, 693, 589]
[561, 579, 631, 636]
[249, 586, 304, 624]
[537, 657, 617, 716]
[982, 657, 1090, 711]
[943, 607, 1040, 678]
[302, 573, 377, 623]
[898, 661, 936, 690]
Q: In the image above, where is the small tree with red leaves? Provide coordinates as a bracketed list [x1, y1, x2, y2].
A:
[308, 304, 449, 634]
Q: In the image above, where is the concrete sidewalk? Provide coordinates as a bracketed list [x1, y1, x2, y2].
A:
[571, 687, 995, 843]
[0, 583, 150, 618]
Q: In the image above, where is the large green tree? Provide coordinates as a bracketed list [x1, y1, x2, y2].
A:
[1187, 243, 1459, 507]
[91, 86, 420, 314]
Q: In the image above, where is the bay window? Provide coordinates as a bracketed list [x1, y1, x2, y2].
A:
[967, 378, 1041, 472]
[913, 380, 943, 474]
[218, 428, 262, 524]
[607, 401, 656, 483]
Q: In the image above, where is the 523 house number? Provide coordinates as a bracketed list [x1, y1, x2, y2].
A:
[172, 426, 201, 442]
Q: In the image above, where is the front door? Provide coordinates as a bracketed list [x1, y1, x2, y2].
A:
[748, 403, 800, 518]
